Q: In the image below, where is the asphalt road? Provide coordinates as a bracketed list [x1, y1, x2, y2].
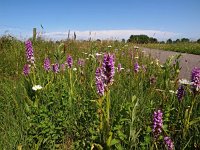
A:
[142, 48, 200, 79]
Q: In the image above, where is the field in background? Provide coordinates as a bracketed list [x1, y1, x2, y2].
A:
[0, 36, 200, 150]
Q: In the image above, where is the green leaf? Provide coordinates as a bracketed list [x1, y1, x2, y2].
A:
[146, 126, 151, 133]
[91, 143, 103, 150]
[144, 136, 150, 144]
[189, 117, 200, 126]
[106, 132, 113, 147]
[115, 143, 124, 150]
[117, 131, 126, 141]
[132, 95, 137, 103]
[163, 124, 168, 131]
[110, 139, 120, 146]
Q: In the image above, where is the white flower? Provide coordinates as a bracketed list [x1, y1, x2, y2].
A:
[169, 90, 177, 94]
[89, 54, 95, 59]
[179, 79, 192, 85]
[82, 52, 88, 55]
[32, 85, 42, 91]
[73, 68, 77, 71]
[115, 67, 124, 70]
[196, 86, 200, 91]
[155, 59, 159, 65]
[30, 56, 35, 61]
[124, 44, 128, 47]
[86, 58, 89, 60]
[135, 56, 139, 59]
[134, 46, 139, 49]
[108, 45, 112, 48]
[95, 53, 102, 56]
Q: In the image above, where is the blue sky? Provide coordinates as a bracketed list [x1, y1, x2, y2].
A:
[0, 0, 200, 40]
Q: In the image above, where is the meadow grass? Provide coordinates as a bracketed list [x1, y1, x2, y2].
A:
[0, 36, 199, 149]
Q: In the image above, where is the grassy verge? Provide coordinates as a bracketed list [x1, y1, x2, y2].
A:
[141, 43, 200, 55]
[0, 37, 200, 149]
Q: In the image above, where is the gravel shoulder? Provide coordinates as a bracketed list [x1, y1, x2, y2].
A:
[142, 48, 200, 79]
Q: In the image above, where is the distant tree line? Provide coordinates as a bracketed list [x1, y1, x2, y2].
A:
[127, 34, 200, 44]
[1, 34, 200, 44]
[127, 35, 158, 44]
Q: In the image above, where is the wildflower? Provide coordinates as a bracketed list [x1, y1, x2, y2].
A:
[164, 136, 174, 150]
[78, 58, 85, 67]
[118, 63, 122, 72]
[135, 56, 139, 59]
[134, 52, 139, 59]
[61, 64, 66, 71]
[73, 68, 77, 71]
[23, 64, 30, 76]
[176, 69, 180, 74]
[52, 63, 59, 73]
[152, 109, 163, 139]
[25, 40, 35, 64]
[169, 90, 177, 94]
[177, 85, 185, 101]
[179, 79, 192, 85]
[89, 54, 95, 59]
[142, 65, 146, 72]
[150, 76, 156, 84]
[82, 52, 88, 55]
[32, 85, 42, 91]
[43, 58, 51, 71]
[108, 45, 112, 48]
[66, 55, 73, 68]
[126, 69, 130, 73]
[191, 67, 200, 92]
[134, 62, 140, 73]
[160, 65, 164, 68]
[95, 53, 102, 57]
[134, 46, 139, 49]
[95, 67, 105, 96]
[155, 59, 159, 66]
[102, 53, 115, 85]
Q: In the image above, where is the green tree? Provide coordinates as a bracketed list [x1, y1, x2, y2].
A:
[128, 35, 150, 44]
[181, 38, 190, 43]
[166, 39, 172, 44]
[174, 39, 180, 43]
[121, 38, 126, 43]
[149, 37, 158, 43]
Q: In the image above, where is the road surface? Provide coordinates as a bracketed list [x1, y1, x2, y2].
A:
[142, 48, 200, 79]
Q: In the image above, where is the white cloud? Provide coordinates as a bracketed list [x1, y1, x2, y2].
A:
[42, 29, 179, 41]
[0, 26, 179, 41]
[0, 26, 32, 40]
